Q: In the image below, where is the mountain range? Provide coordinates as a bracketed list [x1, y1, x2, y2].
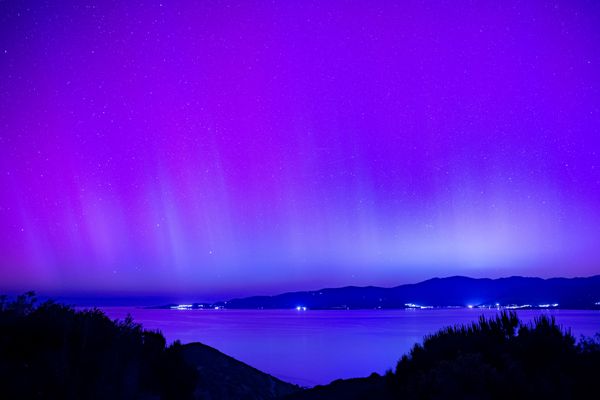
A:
[157, 275, 600, 310]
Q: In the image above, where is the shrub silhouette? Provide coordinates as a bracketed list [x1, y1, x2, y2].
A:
[387, 311, 600, 399]
[0, 292, 197, 400]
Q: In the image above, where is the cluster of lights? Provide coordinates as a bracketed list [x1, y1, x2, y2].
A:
[504, 304, 532, 309]
[405, 303, 433, 309]
[468, 303, 559, 309]
[171, 302, 567, 312]
[170, 304, 193, 310]
[170, 304, 224, 310]
[595, 301, 600, 306]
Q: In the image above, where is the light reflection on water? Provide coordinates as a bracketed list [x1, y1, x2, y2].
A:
[100, 308, 600, 386]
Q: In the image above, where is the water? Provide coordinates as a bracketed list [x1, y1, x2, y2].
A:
[100, 308, 600, 387]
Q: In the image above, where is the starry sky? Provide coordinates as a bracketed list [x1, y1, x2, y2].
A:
[1, 0, 600, 300]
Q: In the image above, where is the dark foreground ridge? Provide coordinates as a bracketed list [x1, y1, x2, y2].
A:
[2, 292, 599, 399]
[0, 292, 299, 400]
[155, 275, 600, 310]
[181, 342, 298, 399]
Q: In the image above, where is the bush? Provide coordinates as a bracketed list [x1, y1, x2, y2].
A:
[0, 292, 198, 400]
[388, 311, 600, 399]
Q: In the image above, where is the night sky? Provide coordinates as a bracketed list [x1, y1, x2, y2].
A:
[1, 1, 600, 300]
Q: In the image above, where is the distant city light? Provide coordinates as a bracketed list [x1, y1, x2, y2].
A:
[295, 306, 307, 311]
[467, 305, 474, 309]
[538, 303, 559, 308]
[505, 304, 532, 309]
[170, 304, 193, 310]
[404, 303, 433, 309]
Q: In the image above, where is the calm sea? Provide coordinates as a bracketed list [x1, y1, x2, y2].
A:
[100, 308, 600, 386]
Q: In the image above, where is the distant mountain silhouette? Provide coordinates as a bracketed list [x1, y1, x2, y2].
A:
[195, 275, 600, 310]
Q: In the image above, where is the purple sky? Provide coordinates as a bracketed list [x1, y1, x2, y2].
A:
[1, 1, 600, 300]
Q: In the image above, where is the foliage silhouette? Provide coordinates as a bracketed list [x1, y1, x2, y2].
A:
[0, 292, 197, 400]
[387, 311, 595, 399]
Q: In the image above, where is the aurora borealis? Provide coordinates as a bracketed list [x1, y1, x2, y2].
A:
[1, 1, 600, 299]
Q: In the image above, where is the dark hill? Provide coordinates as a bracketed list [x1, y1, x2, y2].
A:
[181, 342, 298, 400]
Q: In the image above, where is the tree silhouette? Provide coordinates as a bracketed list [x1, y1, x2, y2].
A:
[387, 311, 600, 399]
[0, 292, 197, 400]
